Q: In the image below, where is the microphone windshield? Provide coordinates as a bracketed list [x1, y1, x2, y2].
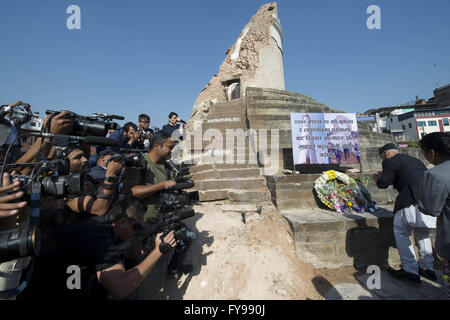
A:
[167, 207, 195, 222]
[171, 180, 195, 190]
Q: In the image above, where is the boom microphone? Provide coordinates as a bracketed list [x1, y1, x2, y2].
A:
[166, 207, 195, 223]
[165, 160, 181, 174]
[82, 136, 119, 146]
[168, 180, 195, 191]
[92, 113, 125, 121]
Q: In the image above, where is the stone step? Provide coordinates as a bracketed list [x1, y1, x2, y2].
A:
[187, 163, 260, 174]
[212, 99, 245, 109]
[275, 184, 316, 193]
[205, 117, 246, 124]
[198, 189, 229, 201]
[207, 110, 246, 117]
[195, 177, 267, 190]
[198, 188, 271, 203]
[276, 198, 318, 210]
[196, 145, 259, 152]
[191, 168, 261, 181]
[206, 115, 246, 122]
[202, 123, 249, 131]
[208, 109, 245, 116]
[247, 101, 331, 110]
[270, 174, 322, 183]
[281, 207, 409, 269]
[228, 189, 271, 203]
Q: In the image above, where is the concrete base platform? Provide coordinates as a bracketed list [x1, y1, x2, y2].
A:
[282, 206, 436, 270]
[320, 267, 449, 300]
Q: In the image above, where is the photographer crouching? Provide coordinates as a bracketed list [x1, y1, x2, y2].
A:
[126, 131, 196, 278]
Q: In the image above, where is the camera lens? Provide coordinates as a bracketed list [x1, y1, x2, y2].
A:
[0, 226, 41, 263]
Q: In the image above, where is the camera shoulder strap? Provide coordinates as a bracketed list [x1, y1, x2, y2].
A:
[0, 258, 35, 299]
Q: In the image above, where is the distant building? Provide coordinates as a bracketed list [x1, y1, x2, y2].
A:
[365, 84, 450, 142]
[434, 84, 450, 106]
[397, 107, 450, 140]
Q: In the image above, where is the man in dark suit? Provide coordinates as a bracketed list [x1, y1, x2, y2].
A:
[373, 143, 437, 283]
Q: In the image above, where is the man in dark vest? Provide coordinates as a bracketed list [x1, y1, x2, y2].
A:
[373, 143, 437, 283]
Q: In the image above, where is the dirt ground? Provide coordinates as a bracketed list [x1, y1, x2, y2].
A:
[135, 202, 325, 300]
[131, 202, 449, 300]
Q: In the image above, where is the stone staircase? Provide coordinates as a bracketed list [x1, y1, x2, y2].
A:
[183, 99, 272, 204]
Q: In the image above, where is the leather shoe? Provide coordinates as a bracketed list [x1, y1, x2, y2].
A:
[387, 268, 421, 284]
[419, 268, 437, 281]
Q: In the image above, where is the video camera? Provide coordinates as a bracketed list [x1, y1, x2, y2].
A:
[137, 207, 195, 253]
[160, 178, 199, 213]
[116, 179, 198, 256]
[10, 174, 83, 197]
[3, 158, 83, 197]
[0, 158, 85, 264]
[45, 110, 120, 137]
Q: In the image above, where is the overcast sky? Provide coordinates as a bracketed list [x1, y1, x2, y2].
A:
[1, 0, 449, 128]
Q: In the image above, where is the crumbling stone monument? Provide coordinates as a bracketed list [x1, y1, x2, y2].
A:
[178, 2, 434, 270]
[181, 2, 396, 208]
[192, 2, 284, 117]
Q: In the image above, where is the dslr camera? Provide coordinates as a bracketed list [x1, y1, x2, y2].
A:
[112, 149, 147, 168]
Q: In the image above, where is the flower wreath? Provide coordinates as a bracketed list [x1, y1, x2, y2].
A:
[314, 170, 377, 214]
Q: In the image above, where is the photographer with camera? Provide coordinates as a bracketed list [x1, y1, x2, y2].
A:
[12, 111, 124, 220]
[127, 131, 195, 278]
[13, 111, 75, 171]
[20, 197, 177, 300]
[106, 122, 140, 153]
[1, 101, 33, 163]
[59, 146, 123, 220]
[87, 150, 118, 185]
[137, 114, 154, 152]
[162, 112, 187, 140]
[0, 172, 30, 300]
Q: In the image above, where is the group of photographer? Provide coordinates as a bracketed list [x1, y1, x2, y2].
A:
[0, 102, 195, 300]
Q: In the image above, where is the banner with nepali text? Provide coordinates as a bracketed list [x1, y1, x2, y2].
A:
[290, 113, 360, 165]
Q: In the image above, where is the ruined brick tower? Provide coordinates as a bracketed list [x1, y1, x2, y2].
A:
[192, 2, 285, 111]
[180, 2, 397, 207]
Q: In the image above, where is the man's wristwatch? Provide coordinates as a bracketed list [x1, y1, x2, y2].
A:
[104, 176, 119, 184]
